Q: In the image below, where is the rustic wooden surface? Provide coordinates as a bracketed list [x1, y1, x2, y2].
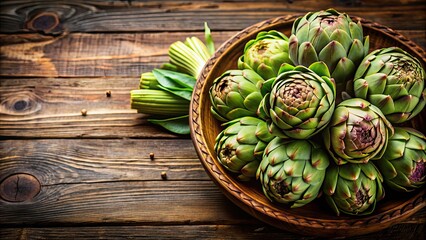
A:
[0, 0, 425, 239]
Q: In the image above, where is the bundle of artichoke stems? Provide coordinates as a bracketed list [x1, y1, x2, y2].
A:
[130, 23, 215, 134]
[210, 9, 426, 216]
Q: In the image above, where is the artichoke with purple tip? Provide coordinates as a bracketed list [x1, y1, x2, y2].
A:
[209, 69, 264, 122]
[353, 47, 426, 123]
[289, 8, 369, 94]
[215, 117, 274, 181]
[375, 127, 426, 192]
[323, 98, 394, 165]
[323, 162, 385, 216]
[256, 137, 330, 208]
[258, 61, 336, 139]
[238, 30, 293, 80]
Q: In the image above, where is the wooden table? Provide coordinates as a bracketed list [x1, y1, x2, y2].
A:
[1, 1, 425, 239]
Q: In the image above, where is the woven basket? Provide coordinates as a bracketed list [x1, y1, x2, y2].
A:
[190, 15, 425, 237]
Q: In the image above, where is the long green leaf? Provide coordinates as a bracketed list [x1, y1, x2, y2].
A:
[152, 69, 185, 89]
[204, 22, 215, 55]
[148, 115, 190, 135]
[158, 85, 193, 101]
[154, 69, 196, 89]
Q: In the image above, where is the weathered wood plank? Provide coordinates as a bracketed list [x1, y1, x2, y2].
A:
[0, 77, 185, 138]
[0, 30, 424, 78]
[0, 139, 206, 184]
[0, 180, 255, 225]
[0, 1, 425, 34]
[0, 32, 235, 77]
[1, 223, 424, 240]
[0, 178, 424, 226]
[1, 139, 424, 227]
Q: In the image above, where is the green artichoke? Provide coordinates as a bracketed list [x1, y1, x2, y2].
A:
[214, 117, 274, 181]
[323, 162, 385, 216]
[289, 8, 369, 93]
[238, 30, 293, 80]
[353, 47, 426, 123]
[323, 98, 394, 165]
[375, 127, 426, 192]
[256, 138, 330, 208]
[259, 62, 336, 139]
[209, 69, 264, 122]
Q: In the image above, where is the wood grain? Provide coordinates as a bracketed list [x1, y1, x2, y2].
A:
[0, 138, 424, 229]
[0, 77, 189, 138]
[0, 0, 425, 34]
[0, 180, 255, 225]
[1, 223, 424, 240]
[0, 32, 235, 77]
[0, 139, 206, 184]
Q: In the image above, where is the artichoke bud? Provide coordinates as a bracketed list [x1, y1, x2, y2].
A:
[257, 138, 330, 208]
[323, 162, 385, 216]
[324, 98, 394, 165]
[238, 30, 293, 80]
[290, 9, 370, 94]
[375, 127, 426, 192]
[215, 117, 274, 181]
[209, 69, 264, 122]
[353, 47, 426, 123]
[266, 62, 336, 139]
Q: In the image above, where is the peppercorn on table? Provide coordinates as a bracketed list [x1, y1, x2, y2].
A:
[0, 1, 425, 239]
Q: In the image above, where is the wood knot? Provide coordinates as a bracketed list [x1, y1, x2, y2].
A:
[0, 91, 42, 116]
[26, 12, 62, 34]
[0, 174, 41, 202]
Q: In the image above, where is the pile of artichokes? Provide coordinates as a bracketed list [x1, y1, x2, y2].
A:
[210, 9, 425, 216]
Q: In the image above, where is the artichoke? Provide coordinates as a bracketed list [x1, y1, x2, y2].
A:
[209, 69, 264, 122]
[289, 8, 369, 93]
[323, 98, 394, 165]
[323, 162, 385, 216]
[238, 30, 293, 80]
[375, 127, 426, 192]
[215, 117, 274, 181]
[353, 47, 426, 123]
[259, 62, 336, 139]
[256, 137, 330, 208]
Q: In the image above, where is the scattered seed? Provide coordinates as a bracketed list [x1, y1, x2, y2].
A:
[106, 90, 111, 97]
[161, 171, 167, 180]
[149, 152, 155, 160]
[81, 109, 87, 116]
